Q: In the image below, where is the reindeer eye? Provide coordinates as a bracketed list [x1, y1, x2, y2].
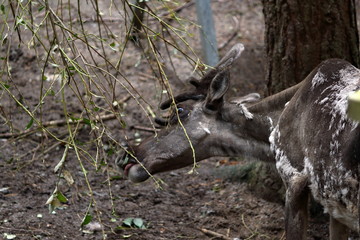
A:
[174, 106, 189, 119]
[177, 107, 190, 118]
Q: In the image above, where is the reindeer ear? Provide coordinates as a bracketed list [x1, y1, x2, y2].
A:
[204, 71, 230, 112]
[215, 43, 244, 71]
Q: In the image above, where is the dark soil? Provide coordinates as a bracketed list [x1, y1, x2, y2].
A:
[0, 1, 357, 239]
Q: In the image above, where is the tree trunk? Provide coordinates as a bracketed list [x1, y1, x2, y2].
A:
[262, 0, 359, 94]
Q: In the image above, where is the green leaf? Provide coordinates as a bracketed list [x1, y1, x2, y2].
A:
[48, 89, 55, 96]
[106, 148, 114, 156]
[56, 191, 68, 203]
[133, 218, 145, 229]
[122, 218, 133, 227]
[46, 194, 61, 213]
[121, 217, 147, 229]
[25, 118, 34, 130]
[109, 42, 118, 51]
[38, 5, 45, 12]
[120, 119, 126, 129]
[110, 175, 122, 181]
[82, 118, 91, 126]
[69, 115, 81, 122]
[152, 32, 160, 40]
[0, 5, 5, 15]
[74, 139, 84, 146]
[81, 214, 93, 227]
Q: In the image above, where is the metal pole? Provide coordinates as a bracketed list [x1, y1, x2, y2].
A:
[195, 0, 219, 66]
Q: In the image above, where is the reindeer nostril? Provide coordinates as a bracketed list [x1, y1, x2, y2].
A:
[115, 153, 125, 167]
[115, 148, 139, 170]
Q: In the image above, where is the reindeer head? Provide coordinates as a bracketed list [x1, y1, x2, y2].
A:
[116, 44, 267, 183]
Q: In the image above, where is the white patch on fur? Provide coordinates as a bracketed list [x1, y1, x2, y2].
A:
[231, 100, 254, 120]
[311, 70, 326, 90]
[239, 104, 253, 119]
[267, 116, 274, 131]
[268, 124, 277, 152]
[304, 155, 358, 231]
[332, 67, 360, 119]
[304, 157, 320, 200]
[198, 122, 211, 134]
[314, 66, 360, 156]
[275, 148, 299, 179]
[270, 125, 300, 180]
[304, 156, 358, 231]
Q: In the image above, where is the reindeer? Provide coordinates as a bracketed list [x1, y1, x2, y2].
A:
[116, 44, 360, 240]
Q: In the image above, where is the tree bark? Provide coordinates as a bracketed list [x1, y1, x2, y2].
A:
[262, 0, 359, 94]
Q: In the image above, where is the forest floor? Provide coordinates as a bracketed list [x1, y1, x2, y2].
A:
[0, 1, 359, 239]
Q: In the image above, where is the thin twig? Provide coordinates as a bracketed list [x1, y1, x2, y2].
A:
[200, 228, 232, 240]
[71, 17, 125, 24]
[241, 214, 271, 239]
[131, 125, 160, 133]
[138, 72, 158, 81]
[42, 113, 117, 127]
[0, 128, 37, 139]
[157, 1, 195, 18]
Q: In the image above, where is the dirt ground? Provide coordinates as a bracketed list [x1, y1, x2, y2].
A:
[0, 1, 358, 240]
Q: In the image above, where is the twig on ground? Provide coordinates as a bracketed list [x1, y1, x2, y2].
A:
[241, 214, 271, 239]
[0, 128, 38, 139]
[43, 113, 117, 127]
[200, 228, 232, 240]
[131, 125, 160, 133]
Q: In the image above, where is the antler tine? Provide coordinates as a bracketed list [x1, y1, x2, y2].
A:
[188, 43, 245, 95]
[159, 43, 245, 110]
[215, 43, 244, 70]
